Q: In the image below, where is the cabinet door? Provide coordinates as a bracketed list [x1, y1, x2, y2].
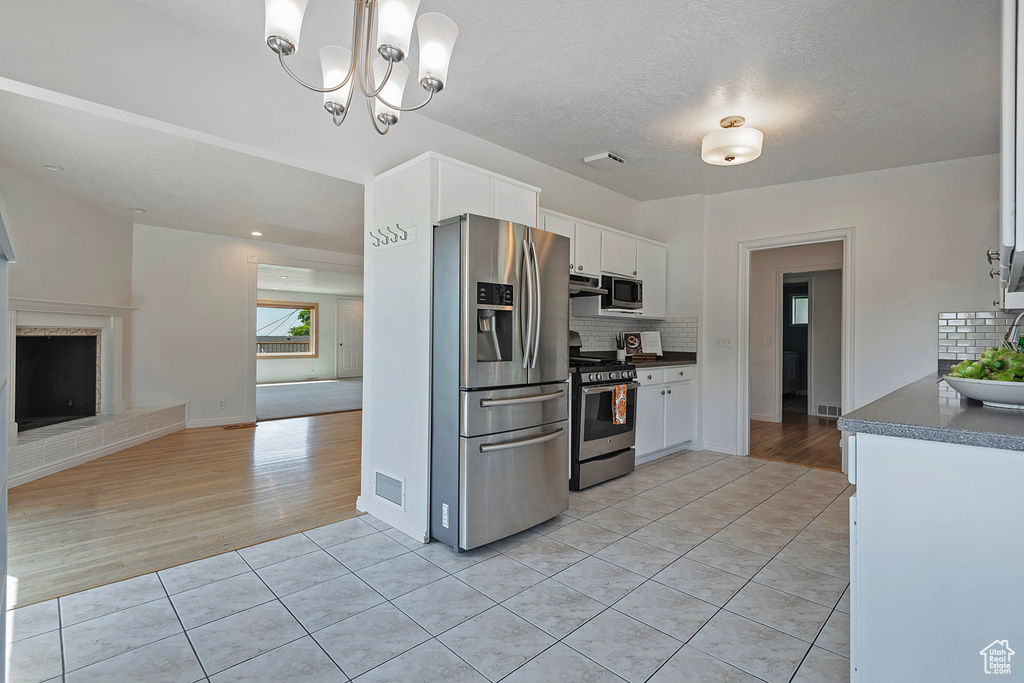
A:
[601, 231, 638, 277]
[636, 242, 667, 319]
[635, 385, 666, 457]
[493, 179, 537, 227]
[437, 161, 491, 221]
[542, 212, 576, 271]
[664, 381, 696, 447]
[574, 222, 603, 277]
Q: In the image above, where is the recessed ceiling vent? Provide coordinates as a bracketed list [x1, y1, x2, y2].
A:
[584, 152, 625, 170]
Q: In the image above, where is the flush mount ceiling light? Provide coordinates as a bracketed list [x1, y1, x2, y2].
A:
[264, 0, 459, 135]
[701, 116, 763, 166]
[128, 207, 146, 213]
[42, 163, 64, 172]
[251, 231, 264, 237]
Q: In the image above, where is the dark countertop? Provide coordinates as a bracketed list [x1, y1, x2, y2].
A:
[838, 373, 1024, 451]
[583, 351, 697, 368]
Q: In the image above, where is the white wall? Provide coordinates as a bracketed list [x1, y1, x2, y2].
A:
[697, 154, 998, 454]
[131, 225, 360, 426]
[0, 163, 133, 307]
[810, 270, 842, 412]
[639, 194, 705, 319]
[749, 243, 843, 421]
[255, 289, 346, 384]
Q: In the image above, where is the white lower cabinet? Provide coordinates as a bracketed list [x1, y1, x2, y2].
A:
[635, 365, 697, 460]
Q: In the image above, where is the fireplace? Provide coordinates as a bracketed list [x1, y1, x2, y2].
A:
[15, 330, 100, 432]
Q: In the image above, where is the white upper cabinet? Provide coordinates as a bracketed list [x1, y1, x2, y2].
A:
[493, 179, 537, 227]
[637, 242, 667, 319]
[601, 231, 638, 277]
[436, 158, 539, 227]
[437, 161, 491, 221]
[574, 222, 603, 277]
[541, 211, 576, 271]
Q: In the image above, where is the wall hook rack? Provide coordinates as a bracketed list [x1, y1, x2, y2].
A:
[368, 224, 417, 251]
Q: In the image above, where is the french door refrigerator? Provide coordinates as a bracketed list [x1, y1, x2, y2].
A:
[431, 214, 570, 550]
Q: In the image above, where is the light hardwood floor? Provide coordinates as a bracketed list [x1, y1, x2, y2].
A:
[8, 411, 362, 609]
[749, 410, 843, 471]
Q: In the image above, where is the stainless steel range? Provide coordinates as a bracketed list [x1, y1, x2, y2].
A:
[569, 333, 638, 490]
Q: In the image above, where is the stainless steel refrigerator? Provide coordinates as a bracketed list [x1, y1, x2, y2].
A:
[431, 214, 570, 551]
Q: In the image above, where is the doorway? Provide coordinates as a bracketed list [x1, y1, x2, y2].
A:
[743, 238, 848, 472]
[254, 264, 364, 421]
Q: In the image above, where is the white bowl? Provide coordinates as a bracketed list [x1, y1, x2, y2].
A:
[943, 375, 1024, 409]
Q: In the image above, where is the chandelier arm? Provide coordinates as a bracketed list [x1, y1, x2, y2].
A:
[375, 87, 434, 112]
[277, 52, 355, 94]
[366, 88, 390, 135]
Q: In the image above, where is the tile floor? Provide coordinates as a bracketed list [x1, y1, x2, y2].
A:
[6, 450, 852, 682]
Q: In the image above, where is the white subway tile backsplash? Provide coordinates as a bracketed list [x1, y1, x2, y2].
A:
[569, 303, 698, 353]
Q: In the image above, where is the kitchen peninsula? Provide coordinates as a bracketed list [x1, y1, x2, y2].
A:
[838, 374, 1024, 681]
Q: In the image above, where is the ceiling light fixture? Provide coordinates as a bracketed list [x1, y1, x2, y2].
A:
[251, 231, 264, 237]
[701, 116, 763, 166]
[42, 164, 64, 172]
[128, 207, 146, 213]
[280, 276, 289, 279]
[264, 0, 459, 135]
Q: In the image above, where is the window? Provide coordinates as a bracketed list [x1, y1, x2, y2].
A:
[257, 300, 318, 358]
[791, 295, 809, 326]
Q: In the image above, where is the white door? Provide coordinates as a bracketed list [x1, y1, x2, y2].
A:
[542, 212, 576, 271]
[664, 381, 696, 447]
[573, 222, 603, 277]
[336, 298, 364, 378]
[634, 385, 666, 457]
[601, 231, 638, 277]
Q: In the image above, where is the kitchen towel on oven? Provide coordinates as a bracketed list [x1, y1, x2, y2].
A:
[612, 384, 628, 425]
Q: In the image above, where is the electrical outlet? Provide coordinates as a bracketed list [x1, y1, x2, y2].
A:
[218, 399, 226, 410]
[716, 336, 734, 349]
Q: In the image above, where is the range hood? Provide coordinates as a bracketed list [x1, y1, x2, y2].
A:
[569, 274, 607, 296]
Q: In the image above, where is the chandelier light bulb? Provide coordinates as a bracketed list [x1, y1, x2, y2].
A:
[701, 116, 763, 166]
[264, 0, 309, 55]
[376, 0, 421, 61]
[373, 58, 410, 124]
[320, 46, 353, 111]
[416, 13, 459, 91]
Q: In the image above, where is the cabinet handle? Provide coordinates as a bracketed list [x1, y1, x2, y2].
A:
[633, 271, 637, 275]
[647, 374, 652, 379]
[637, 312, 643, 315]
[661, 390, 665, 395]
[570, 263, 574, 269]
[679, 371, 685, 375]
[577, 265, 583, 271]
[667, 389, 672, 394]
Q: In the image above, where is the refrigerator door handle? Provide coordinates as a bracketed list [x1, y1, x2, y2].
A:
[530, 240, 541, 368]
[521, 239, 534, 369]
[480, 427, 564, 453]
[480, 389, 564, 407]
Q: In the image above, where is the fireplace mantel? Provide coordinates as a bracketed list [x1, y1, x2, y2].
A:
[8, 298, 136, 435]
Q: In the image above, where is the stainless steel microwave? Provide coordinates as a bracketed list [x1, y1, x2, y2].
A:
[600, 275, 643, 309]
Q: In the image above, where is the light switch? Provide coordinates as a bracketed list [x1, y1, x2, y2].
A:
[715, 336, 734, 349]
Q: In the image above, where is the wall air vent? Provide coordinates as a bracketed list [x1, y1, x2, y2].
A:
[816, 404, 842, 418]
[584, 152, 625, 170]
[374, 469, 405, 509]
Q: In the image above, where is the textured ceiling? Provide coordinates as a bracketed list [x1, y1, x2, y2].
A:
[0, 90, 365, 253]
[258, 264, 364, 296]
[136, 0, 1001, 201]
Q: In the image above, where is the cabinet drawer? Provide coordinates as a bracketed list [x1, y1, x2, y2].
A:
[665, 365, 695, 382]
[637, 368, 665, 385]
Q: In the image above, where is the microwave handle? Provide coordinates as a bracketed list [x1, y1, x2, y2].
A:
[530, 240, 541, 368]
[480, 427, 563, 453]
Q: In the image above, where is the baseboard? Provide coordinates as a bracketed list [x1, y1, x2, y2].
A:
[702, 442, 739, 456]
[750, 413, 778, 423]
[357, 495, 429, 545]
[186, 416, 249, 429]
[10, 422, 185, 488]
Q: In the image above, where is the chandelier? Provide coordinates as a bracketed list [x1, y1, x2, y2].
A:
[264, 0, 459, 135]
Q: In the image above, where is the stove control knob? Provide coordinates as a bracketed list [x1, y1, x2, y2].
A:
[588, 374, 596, 381]
[597, 373, 605, 381]
[610, 372, 620, 380]
[626, 370, 635, 379]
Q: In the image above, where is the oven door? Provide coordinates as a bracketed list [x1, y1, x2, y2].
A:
[577, 381, 639, 461]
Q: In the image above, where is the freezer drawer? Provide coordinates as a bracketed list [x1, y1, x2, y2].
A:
[460, 383, 568, 437]
[459, 421, 569, 550]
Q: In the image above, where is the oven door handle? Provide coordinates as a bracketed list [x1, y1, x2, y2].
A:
[480, 427, 564, 453]
[581, 382, 641, 394]
[480, 389, 565, 407]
